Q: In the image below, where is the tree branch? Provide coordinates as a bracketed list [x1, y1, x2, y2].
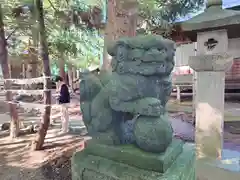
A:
[47, 0, 57, 12]
[5, 27, 18, 40]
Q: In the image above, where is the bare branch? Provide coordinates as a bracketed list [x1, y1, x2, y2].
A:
[47, 0, 57, 12]
[5, 27, 18, 40]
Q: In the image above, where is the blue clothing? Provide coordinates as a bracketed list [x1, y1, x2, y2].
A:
[59, 84, 70, 104]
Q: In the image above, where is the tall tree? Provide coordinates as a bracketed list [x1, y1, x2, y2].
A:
[0, 5, 20, 138]
[101, 0, 205, 70]
[27, 0, 39, 79]
[31, 0, 52, 150]
[9, 0, 40, 78]
[102, 0, 138, 70]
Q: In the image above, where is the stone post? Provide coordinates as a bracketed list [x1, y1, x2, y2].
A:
[189, 29, 233, 159]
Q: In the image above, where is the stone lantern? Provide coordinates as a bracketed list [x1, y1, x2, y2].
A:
[180, 0, 240, 178]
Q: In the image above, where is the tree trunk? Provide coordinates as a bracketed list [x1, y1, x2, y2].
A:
[28, 43, 38, 78]
[72, 66, 76, 89]
[27, 40, 38, 78]
[59, 53, 65, 80]
[26, 38, 38, 90]
[0, 5, 19, 138]
[28, 2, 39, 78]
[31, 0, 51, 150]
[67, 64, 73, 90]
[101, 0, 138, 71]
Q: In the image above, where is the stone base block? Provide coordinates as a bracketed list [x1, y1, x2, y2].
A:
[71, 139, 195, 180]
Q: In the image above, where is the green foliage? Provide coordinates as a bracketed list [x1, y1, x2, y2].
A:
[138, 0, 204, 21]
[45, 0, 104, 68]
[2, 1, 31, 56]
[2, 0, 204, 69]
[2, 0, 104, 68]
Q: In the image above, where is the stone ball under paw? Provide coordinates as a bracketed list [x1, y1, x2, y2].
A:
[119, 119, 136, 144]
[133, 114, 173, 153]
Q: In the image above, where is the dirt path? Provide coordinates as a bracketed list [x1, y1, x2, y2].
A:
[0, 95, 83, 180]
[0, 129, 85, 180]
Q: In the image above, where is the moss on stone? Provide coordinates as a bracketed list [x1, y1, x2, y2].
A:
[84, 138, 183, 173]
[133, 115, 173, 153]
[79, 35, 176, 153]
[72, 151, 162, 180]
[71, 143, 195, 180]
[159, 143, 195, 180]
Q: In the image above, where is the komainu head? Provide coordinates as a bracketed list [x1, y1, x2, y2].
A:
[108, 35, 175, 76]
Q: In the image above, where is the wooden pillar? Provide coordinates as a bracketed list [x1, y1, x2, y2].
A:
[72, 67, 76, 89]
[176, 85, 181, 102]
[21, 63, 25, 89]
[192, 71, 196, 118]
[76, 70, 79, 79]
[8, 64, 11, 78]
[68, 64, 73, 90]
[22, 63, 25, 78]
[192, 42, 197, 118]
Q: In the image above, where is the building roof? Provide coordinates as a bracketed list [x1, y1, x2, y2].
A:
[223, 0, 240, 9]
[228, 5, 240, 10]
[181, 7, 240, 31]
[178, 0, 240, 22]
[179, 0, 240, 40]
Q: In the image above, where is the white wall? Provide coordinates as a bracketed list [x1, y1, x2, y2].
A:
[175, 38, 240, 67]
[228, 38, 240, 59]
[174, 42, 196, 67]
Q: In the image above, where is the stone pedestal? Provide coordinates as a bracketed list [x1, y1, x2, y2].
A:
[72, 139, 195, 180]
[189, 53, 233, 159]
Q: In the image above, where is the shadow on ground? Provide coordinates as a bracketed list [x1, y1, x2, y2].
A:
[0, 158, 72, 180]
[0, 129, 84, 180]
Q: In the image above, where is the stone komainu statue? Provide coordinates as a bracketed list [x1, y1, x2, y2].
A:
[80, 35, 176, 153]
